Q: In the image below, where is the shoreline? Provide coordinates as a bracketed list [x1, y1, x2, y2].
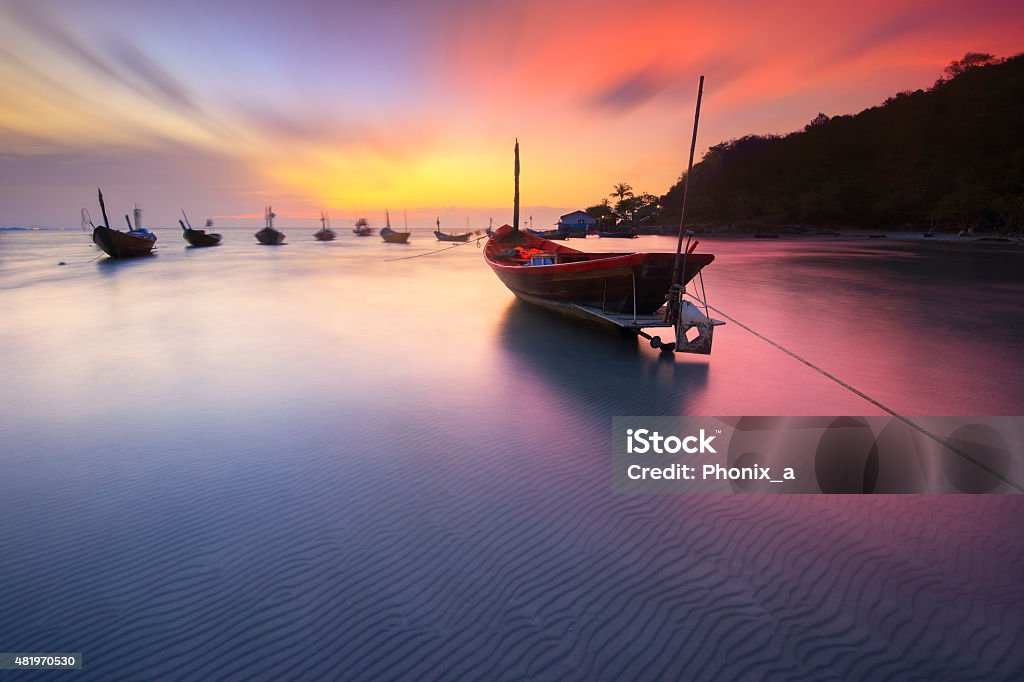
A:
[632, 224, 1024, 248]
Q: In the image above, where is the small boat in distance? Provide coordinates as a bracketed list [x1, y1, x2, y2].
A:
[255, 206, 286, 245]
[434, 218, 471, 242]
[380, 210, 410, 243]
[597, 230, 638, 239]
[180, 211, 221, 247]
[88, 189, 157, 258]
[528, 228, 568, 241]
[314, 211, 336, 241]
[353, 218, 373, 236]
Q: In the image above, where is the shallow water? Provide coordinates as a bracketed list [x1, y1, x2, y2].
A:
[1, 229, 1022, 679]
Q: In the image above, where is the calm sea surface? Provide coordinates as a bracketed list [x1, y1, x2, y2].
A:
[1, 229, 1022, 679]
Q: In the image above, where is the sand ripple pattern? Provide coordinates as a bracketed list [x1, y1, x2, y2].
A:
[0, 420, 1022, 681]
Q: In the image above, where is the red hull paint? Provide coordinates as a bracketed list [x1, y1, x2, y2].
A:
[484, 224, 713, 315]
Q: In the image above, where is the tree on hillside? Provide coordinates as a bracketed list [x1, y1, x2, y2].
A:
[585, 199, 616, 227]
[626, 51, 1024, 232]
[939, 52, 999, 83]
[804, 112, 830, 131]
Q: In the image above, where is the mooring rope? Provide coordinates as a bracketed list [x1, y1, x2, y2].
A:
[689, 293, 1024, 492]
[382, 235, 488, 262]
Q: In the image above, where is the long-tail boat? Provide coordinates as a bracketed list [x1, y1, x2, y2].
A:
[89, 190, 156, 258]
[434, 218, 471, 242]
[485, 224, 710, 315]
[181, 211, 221, 247]
[255, 206, 286, 244]
[314, 211, 336, 241]
[485, 124, 722, 355]
[380, 209, 410, 243]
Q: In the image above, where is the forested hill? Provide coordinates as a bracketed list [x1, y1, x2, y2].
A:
[660, 52, 1024, 231]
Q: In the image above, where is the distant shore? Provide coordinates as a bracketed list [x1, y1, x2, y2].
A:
[632, 222, 1024, 247]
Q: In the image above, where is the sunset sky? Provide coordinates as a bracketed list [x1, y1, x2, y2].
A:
[1, 0, 1022, 229]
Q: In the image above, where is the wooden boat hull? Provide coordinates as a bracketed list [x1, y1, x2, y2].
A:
[92, 225, 156, 258]
[314, 229, 336, 241]
[484, 225, 713, 315]
[183, 229, 221, 247]
[353, 227, 373, 236]
[380, 227, 410, 243]
[435, 231, 471, 242]
[255, 227, 286, 245]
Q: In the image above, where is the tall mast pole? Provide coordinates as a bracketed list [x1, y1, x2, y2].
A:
[513, 139, 520, 240]
[671, 76, 704, 287]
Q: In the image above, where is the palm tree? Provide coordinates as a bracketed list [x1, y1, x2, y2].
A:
[610, 182, 634, 204]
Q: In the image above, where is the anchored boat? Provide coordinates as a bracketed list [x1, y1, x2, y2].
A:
[181, 212, 221, 247]
[353, 218, 373, 236]
[380, 210, 410, 243]
[89, 190, 156, 258]
[485, 120, 722, 355]
[434, 218, 471, 242]
[255, 206, 286, 245]
[314, 211, 336, 241]
[485, 224, 712, 315]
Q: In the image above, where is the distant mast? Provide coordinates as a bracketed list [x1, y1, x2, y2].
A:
[133, 204, 142, 230]
[386, 209, 391, 229]
[513, 139, 520, 240]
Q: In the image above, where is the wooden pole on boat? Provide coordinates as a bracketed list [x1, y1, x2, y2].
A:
[513, 139, 520, 240]
[671, 76, 704, 287]
[97, 188, 111, 228]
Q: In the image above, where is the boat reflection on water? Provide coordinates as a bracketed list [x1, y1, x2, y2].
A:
[497, 300, 710, 418]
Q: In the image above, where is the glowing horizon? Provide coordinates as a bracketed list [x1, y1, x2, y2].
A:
[1, 0, 1022, 228]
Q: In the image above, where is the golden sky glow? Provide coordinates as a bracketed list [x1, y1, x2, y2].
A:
[0, 0, 1022, 228]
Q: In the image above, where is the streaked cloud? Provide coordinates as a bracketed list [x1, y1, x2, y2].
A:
[0, 0, 1022, 228]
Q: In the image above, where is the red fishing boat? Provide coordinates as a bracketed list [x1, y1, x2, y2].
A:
[484, 224, 712, 315]
[314, 211, 336, 241]
[485, 93, 722, 356]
